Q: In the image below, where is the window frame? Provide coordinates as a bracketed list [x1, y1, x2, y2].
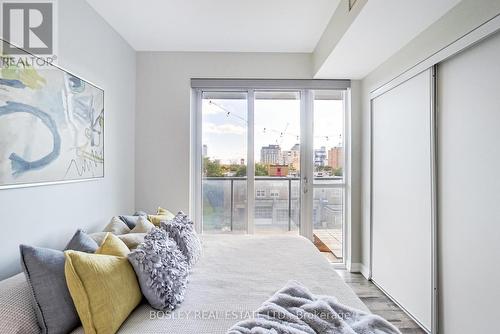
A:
[190, 79, 352, 268]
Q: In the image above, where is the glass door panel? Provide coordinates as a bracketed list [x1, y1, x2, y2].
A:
[313, 90, 344, 184]
[311, 90, 345, 263]
[254, 91, 300, 234]
[201, 92, 247, 233]
[197, 87, 346, 264]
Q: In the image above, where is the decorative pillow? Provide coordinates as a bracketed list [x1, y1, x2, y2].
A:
[65, 229, 100, 253]
[103, 216, 131, 235]
[19, 230, 98, 334]
[147, 207, 175, 227]
[64, 251, 141, 334]
[157, 207, 175, 217]
[128, 227, 189, 311]
[90, 232, 146, 250]
[118, 233, 146, 250]
[161, 212, 202, 267]
[89, 232, 107, 247]
[147, 215, 167, 227]
[134, 210, 148, 217]
[117, 215, 138, 229]
[96, 232, 130, 257]
[130, 216, 155, 233]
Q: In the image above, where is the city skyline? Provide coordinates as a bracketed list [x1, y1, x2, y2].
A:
[202, 96, 343, 164]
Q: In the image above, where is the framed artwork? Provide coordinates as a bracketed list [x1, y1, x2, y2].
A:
[0, 40, 104, 189]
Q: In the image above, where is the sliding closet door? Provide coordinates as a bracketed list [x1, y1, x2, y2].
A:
[438, 31, 500, 334]
[371, 69, 433, 331]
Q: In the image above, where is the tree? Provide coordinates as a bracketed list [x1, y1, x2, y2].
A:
[235, 165, 246, 177]
[317, 165, 333, 172]
[234, 163, 268, 177]
[204, 157, 224, 177]
[333, 167, 343, 176]
[228, 164, 240, 172]
[255, 163, 269, 176]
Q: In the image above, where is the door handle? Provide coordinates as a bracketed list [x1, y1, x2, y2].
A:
[303, 176, 308, 194]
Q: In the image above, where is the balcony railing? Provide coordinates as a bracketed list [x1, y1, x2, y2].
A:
[202, 176, 343, 234]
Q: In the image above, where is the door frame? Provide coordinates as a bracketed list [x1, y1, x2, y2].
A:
[190, 79, 351, 266]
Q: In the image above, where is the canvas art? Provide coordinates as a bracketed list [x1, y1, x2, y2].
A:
[0, 49, 104, 188]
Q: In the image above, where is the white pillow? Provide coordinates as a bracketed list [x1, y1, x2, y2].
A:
[130, 216, 155, 234]
[103, 216, 131, 235]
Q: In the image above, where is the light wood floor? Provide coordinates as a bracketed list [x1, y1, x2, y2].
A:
[314, 229, 343, 259]
[335, 269, 426, 334]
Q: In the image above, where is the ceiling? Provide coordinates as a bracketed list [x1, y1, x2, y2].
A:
[85, 0, 340, 53]
[86, 0, 462, 79]
[315, 0, 462, 79]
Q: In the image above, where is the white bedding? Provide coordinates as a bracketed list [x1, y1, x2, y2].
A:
[71, 234, 368, 334]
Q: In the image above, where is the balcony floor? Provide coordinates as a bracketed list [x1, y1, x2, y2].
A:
[314, 228, 343, 262]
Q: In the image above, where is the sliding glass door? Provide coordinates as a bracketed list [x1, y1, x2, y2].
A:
[311, 90, 345, 263]
[254, 91, 301, 234]
[195, 82, 347, 264]
[201, 92, 248, 233]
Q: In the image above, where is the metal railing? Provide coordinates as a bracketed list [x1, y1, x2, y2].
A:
[202, 176, 342, 232]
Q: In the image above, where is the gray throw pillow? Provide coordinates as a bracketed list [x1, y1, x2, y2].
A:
[134, 210, 148, 217]
[161, 212, 202, 267]
[20, 230, 98, 334]
[65, 229, 99, 252]
[119, 215, 141, 229]
[128, 227, 189, 311]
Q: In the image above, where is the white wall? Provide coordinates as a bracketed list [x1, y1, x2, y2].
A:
[0, 0, 136, 279]
[135, 52, 311, 214]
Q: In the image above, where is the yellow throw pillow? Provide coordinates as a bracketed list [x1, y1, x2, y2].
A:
[148, 207, 175, 226]
[156, 206, 175, 218]
[96, 233, 130, 257]
[64, 251, 141, 334]
[146, 214, 163, 227]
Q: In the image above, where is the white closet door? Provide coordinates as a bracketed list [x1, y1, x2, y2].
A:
[371, 69, 433, 331]
[438, 31, 500, 334]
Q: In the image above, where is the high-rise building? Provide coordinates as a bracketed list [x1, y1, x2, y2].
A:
[281, 143, 300, 170]
[328, 147, 343, 170]
[202, 144, 208, 157]
[314, 146, 327, 167]
[260, 145, 281, 165]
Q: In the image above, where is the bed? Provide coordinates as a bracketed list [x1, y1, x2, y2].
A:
[68, 234, 368, 334]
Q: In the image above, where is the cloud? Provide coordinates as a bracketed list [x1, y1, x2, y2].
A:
[202, 101, 225, 115]
[204, 122, 246, 135]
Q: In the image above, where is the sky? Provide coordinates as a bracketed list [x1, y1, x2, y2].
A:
[202, 94, 343, 164]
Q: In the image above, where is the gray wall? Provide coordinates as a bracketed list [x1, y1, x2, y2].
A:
[0, 0, 136, 279]
[135, 52, 312, 214]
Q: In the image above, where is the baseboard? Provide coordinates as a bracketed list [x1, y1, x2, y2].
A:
[349, 262, 370, 279]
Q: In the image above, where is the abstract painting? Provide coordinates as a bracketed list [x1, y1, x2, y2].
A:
[0, 44, 104, 188]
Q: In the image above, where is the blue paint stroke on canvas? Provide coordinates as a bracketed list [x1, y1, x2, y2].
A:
[0, 101, 61, 176]
[0, 79, 26, 89]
